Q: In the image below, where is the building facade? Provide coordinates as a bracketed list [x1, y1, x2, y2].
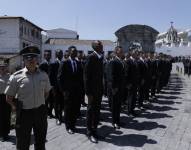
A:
[155, 22, 191, 56]
[42, 28, 115, 60]
[0, 16, 43, 71]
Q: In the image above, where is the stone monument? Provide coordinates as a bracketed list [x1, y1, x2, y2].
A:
[115, 24, 159, 52]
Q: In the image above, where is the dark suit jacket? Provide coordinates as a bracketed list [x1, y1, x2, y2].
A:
[49, 60, 61, 87]
[84, 52, 103, 96]
[125, 58, 140, 87]
[57, 59, 84, 93]
[39, 61, 50, 74]
[138, 59, 149, 85]
[107, 57, 125, 89]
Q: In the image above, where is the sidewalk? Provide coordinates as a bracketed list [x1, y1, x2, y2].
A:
[1, 63, 191, 150]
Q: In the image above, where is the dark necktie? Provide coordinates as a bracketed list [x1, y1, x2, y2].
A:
[73, 60, 77, 73]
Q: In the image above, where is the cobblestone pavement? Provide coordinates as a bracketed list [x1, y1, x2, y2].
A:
[1, 63, 191, 150]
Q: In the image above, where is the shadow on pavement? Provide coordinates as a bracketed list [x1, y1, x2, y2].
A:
[99, 125, 157, 147]
[153, 99, 181, 105]
[105, 134, 157, 147]
[122, 119, 166, 131]
[147, 105, 178, 112]
[137, 112, 173, 119]
[156, 95, 181, 100]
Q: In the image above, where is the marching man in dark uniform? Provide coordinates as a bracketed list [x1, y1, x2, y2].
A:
[77, 51, 87, 107]
[84, 40, 104, 143]
[39, 50, 51, 74]
[0, 59, 11, 142]
[49, 50, 64, 125]
[107, 46, 125, 129]
[125, 50, 140, 116]
[39, 50, 54, 118]
[5, 46, 51, 150]
[58, 46, 83, 134]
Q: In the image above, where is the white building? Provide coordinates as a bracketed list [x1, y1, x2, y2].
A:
[42, 28, 115, 60]
[0, 16, 43, 71]
[155, 22, 191, 56]
[0, 16, 115, 69]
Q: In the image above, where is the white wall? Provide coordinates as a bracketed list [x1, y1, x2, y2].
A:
[0, 19, 20, 53]
[156, 45, 191, 56]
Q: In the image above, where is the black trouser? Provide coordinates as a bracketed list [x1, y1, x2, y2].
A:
[151, 78, 157, 97]
[80, 90, 85, 105]
[53, 89, 64, 121]
[0, 94, 11, 137]
[138, 84, 144, 107]
[46, 89, 54, 117]
[107, 88, 112, 111]
[16, 105, 47, 150]
[126, 87, 137, 114]
[139, 82, 149, 106]
[86, 94, 102, 136]
[111, 90, 122, 124]
[64, 90, 81, 130]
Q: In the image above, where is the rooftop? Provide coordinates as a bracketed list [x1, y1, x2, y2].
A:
[0, 16, 43, 31]
[45, 39, 114, 45]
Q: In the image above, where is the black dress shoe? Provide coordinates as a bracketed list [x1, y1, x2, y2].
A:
[112, 123, 120, 129]
[67, 129, 74, 134]
[0, 137, 4, 142]
[89, 135, 98, 143]
[48, 114, 55, 119]
[56, 119, 61, 125]
[0, 135, 9, 142]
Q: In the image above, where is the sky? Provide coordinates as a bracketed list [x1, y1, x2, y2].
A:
[1, 0, 191, 41]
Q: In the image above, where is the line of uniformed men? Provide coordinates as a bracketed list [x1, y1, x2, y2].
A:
[39, 43, 172, 143]
[0, 43, 173, 146]
[104, 48, 173, 127]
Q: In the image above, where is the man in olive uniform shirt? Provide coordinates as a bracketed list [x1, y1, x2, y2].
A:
[5, 46, 51, 150]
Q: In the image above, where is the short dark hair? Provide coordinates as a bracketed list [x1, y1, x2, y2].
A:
[114, 46, 122, 53]
[55, 49, 63, 57]
[91, 40, 102, 50]
[68, 46, 77, 51]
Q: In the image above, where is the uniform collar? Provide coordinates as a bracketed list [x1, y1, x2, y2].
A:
[69, 57, 76, 62]
[56, 58, 62, 63]
[115, 56, 122, 61]
[93, 51, 102, 59]
[140, 57, 144, 62]
[23, 67, 40, 74]
[130, 56, 135, 61]
[42, 59, 49, 64]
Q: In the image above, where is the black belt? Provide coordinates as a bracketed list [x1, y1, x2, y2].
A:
[22, 104, 45, 111]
